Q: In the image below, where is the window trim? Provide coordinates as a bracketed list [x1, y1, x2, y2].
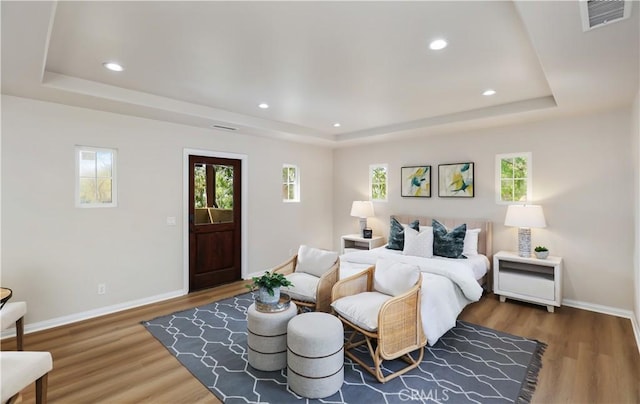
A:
[495, 152, 532, 204]
[75, 146, 118, 208]
[282, 164, 300, 203]
[369, 163, 388, 202]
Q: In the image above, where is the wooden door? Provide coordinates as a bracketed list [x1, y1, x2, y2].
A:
[188, 155, 241, 291]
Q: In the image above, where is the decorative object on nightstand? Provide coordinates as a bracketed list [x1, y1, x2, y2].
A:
[534, 246, 549, 259]
[350, 201, 374, 238]
[504, 204, 546, 258]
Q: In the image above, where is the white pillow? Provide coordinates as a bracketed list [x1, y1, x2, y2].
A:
[296, 245, 338, 278]
[462, 228, 481, 256]
[373, 258, 420, 297]
[403, 227, 433, 258]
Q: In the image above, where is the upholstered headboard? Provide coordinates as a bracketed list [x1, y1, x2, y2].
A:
[390, 215, 493, 258]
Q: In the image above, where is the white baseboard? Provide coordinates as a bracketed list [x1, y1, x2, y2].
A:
[563, 299, 640, 354]
[1, 289, 187, 339]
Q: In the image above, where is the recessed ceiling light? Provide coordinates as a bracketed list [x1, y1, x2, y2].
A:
[333, 123, 341, 128]
[102, 62, 124, 72]
[429, 39, 448, 50]
[482, 89, 496, 96]
[258, 103, 269, 109]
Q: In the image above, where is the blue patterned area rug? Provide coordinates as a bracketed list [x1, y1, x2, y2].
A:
[143, 293, 546, 404]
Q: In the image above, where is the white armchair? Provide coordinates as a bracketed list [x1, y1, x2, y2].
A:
[331, 258, 426, 383]
[1, 301, 27, 351]
[273, 245, 339, 313]
[1, 351, 53, 404]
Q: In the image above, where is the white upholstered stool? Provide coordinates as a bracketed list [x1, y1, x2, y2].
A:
[287, 312, 344, 399]
[1, 302, 27, 350]
[0, 351, 53, 404]
[247, 302, 297, 371]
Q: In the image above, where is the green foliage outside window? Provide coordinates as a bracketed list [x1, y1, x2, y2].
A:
[215, 165, 234, 209]
[194, 165, 207, 208]
[499, 154, 529, 202]
[371, 165, 388, 201]
[193, 164, 234, 209]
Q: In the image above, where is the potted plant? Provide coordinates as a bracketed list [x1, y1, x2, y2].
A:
[246, 271, 293, 304]
[534, 246, 549, 259]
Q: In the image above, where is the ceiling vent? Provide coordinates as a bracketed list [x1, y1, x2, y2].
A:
[580, 0, 632, 31]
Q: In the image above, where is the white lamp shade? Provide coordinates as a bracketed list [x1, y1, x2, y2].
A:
[504, 205, 546, 228]
[350, 201, 374, 218]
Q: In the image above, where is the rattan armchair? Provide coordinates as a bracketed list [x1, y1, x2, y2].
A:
[331, 264, 426, 383]
[272, 247, 339, 313]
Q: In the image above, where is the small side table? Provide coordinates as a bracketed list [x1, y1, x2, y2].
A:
[493, 251, 563, 313]
[246, 302, 297, 371]
[340, 234, 385, 254]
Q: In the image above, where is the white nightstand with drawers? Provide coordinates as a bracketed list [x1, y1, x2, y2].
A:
[493, 250, 563, 313]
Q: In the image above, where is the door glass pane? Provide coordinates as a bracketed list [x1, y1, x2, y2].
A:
[193, 163, 234, 224]
[194, 164, 207, 209]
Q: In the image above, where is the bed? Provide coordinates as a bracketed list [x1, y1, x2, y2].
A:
[339, 215, 492, 345]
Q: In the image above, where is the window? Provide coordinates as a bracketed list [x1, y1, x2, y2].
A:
[370, 164, 388, 201]
[496, 152, 531, 203]
[282, 164, 300, 202]
[76, 146, 117, 207]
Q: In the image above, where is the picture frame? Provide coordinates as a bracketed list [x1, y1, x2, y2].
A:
[401, 166, 431, 197]
[438, 162, 474, 198]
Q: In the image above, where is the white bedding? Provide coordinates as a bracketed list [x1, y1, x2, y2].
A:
[339, 247, 489, 345]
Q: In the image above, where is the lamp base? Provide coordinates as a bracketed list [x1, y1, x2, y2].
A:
[517, 228, 531, 257]
[359, 218, 367, 236]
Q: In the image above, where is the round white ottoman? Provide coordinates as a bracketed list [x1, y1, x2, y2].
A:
[247, 302, 297, 371]
[287, 312, 344, 398]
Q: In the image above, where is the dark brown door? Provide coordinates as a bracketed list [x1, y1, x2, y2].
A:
[189, 155, 241, 291]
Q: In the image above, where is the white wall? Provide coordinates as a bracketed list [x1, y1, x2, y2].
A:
[334, 107, 635, 310]
[1, 95, 334, 325]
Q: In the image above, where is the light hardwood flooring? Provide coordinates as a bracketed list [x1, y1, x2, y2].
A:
[2, 281, 639, 403]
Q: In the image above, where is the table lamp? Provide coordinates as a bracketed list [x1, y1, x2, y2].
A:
[504, 204, 546, 257]
[350, 201, 374, 238]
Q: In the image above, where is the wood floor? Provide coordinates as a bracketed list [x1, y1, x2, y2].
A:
[3, 281, 639, 404]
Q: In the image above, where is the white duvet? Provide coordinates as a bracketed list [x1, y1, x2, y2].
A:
[339, 248, 486, 345]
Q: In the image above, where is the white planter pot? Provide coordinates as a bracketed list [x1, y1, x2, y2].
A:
[258, 286, 280, 304]
[534, 251, 549, 259]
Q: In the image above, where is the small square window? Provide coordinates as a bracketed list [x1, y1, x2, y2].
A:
[76, 146, 117, 207]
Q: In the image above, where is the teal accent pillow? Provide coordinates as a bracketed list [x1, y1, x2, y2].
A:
[386, 218, 420, 250]
[432, 219, 467, 259]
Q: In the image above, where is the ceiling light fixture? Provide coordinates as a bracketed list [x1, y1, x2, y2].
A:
[429, 39, 448, 50]
[482, 89, 496, 96]
[333, 123, 341, 128]
[102, 62, 124, 72]
[258, 103, 269, 109]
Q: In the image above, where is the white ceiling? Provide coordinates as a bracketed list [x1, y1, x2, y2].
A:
[2, 1, 638, 147]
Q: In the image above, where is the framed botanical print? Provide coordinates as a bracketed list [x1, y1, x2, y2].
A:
[401, 166, 431, 197]
[438, 162, 474, 198]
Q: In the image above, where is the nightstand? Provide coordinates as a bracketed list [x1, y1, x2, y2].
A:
[340, 234, 385, 254]
[493, 250, 563, 313]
